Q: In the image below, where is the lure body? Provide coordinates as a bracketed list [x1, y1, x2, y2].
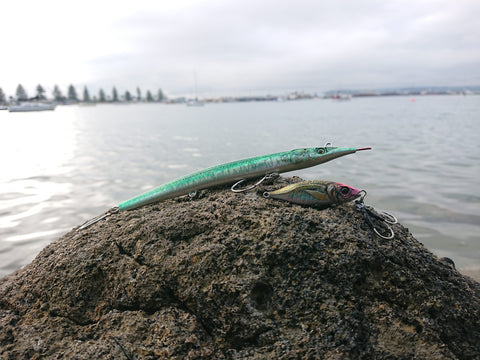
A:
[118, 146, 370, 211]
[265, 180, 361, 207]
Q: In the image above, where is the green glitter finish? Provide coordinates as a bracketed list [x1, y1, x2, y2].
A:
[118, 146, 359, 211]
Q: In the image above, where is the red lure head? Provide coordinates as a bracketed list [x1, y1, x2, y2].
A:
[333, 182, 362, 202]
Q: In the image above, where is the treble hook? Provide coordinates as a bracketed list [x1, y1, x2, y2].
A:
[354, 191, 397, 240]
[231, 173, 279, 193]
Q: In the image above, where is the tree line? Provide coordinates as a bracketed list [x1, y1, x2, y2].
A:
[0, 84, 166, 104]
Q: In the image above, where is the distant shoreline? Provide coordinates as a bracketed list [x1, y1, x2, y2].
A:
[3, 90, 476, 107]
[2, 85, 478, 107]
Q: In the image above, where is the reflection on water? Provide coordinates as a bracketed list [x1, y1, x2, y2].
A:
[0, 107, 78, 275]
[0, 97, 479, 277]
[0, 111, 76, 181]
[0, 180, 70, 229]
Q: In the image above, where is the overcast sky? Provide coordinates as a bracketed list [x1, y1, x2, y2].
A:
[1, 0, 479, 98]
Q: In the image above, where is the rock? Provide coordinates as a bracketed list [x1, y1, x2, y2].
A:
[1, 176, 479, 359]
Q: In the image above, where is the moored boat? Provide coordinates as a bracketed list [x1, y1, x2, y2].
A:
[186, 99, 205, 107]
[8, 102, 56, 112]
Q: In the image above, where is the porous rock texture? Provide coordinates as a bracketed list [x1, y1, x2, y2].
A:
[1, 177, 479, 359]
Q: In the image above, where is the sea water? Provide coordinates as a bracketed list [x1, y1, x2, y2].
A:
[0, 95, 479, 277]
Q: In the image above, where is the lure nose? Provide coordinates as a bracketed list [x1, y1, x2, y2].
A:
[338, 183, 362, 201]
[356, 147, 372, 152]
[350, 187, 362, 200]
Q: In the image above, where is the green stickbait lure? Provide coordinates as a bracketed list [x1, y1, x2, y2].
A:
[118, 146, 370, 211]
[77, 145, 370, 230]
[264, 180, 361, 207]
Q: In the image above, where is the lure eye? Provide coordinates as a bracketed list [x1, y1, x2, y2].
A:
[316, 148, 326, 154]
[340, 187, 350, 195]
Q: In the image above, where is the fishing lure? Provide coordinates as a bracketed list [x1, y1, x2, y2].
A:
[77, 145, 370, 230]
[263, 180, 361, 207]
[118, 146, 370, 211]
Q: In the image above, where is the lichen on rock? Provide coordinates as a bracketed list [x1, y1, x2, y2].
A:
[1, 176, 479, 359]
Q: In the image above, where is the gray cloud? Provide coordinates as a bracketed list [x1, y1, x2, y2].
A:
[65, 0, 480, 95]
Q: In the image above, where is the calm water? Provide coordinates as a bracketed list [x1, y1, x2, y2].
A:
[1, 96, 479, 277]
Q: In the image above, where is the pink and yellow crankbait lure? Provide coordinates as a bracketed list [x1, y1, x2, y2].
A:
[264, 180, 361, 208]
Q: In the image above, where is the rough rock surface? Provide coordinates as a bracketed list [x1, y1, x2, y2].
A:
[1, 176, 479, 359]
